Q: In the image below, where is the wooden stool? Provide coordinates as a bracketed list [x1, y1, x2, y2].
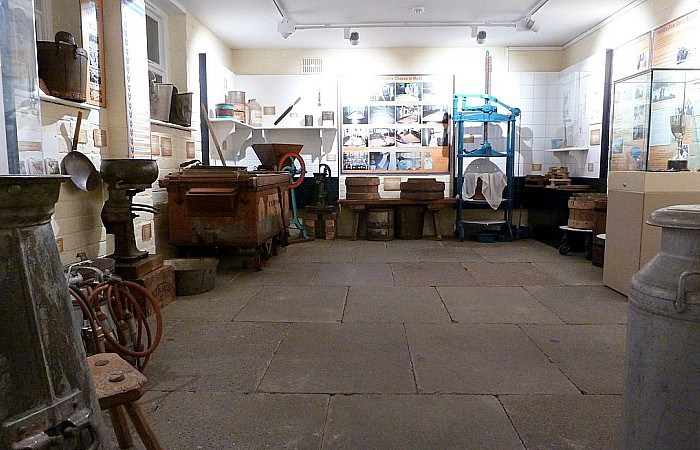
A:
[87, 353, 164, 450]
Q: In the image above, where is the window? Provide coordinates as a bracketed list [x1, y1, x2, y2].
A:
[146, 2, 168, 83]
[34, 0, 54, 41]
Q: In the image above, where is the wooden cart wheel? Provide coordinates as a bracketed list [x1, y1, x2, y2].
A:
[278, 152, 306, 188]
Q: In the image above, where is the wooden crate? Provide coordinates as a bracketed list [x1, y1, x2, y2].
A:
[130, 264, 175, 316]
[567, 194, 606, 229]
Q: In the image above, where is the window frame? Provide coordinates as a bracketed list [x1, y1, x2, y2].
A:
[146, 2, 169, 83]
[34, 0, 54, 41]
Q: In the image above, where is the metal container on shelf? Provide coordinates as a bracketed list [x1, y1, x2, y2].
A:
[226, 90, 246, 110]
[150, 83, 174, 121]
[247, 99, 263, 126]
[215, 103, 236, 118]
[37, 32, 87, 102]
[622, 204, 700, 449]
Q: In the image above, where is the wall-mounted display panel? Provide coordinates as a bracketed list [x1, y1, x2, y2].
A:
[651, 10, 699, 69]
[340, 74, 451, 175]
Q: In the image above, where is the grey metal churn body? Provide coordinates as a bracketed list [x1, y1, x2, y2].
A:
[0, 176, 106, 448]
[622, 204, 700, 449]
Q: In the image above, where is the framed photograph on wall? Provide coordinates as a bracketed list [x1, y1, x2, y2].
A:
[590, 126, 601, 146]
[81, 0, 106, 106]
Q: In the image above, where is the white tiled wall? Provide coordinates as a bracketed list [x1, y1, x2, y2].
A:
[494, 53, 605, 179]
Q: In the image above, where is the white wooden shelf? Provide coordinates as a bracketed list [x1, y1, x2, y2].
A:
[546, 147, 588, 169]
[208, 117, 336, 133]
[40, 94, 101, 111]
[205, 117, 338, 168]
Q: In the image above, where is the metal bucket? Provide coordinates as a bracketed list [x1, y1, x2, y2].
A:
[169, 88, 193, 127]
[150, 83, 173, 121]
[366, 208, 394, 241]
[37, 32, 88, 102]
[165, 258, 218, 296]
[622, 204, 700, 449]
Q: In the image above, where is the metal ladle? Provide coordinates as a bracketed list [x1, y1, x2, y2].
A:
[61, 111, 101, 191]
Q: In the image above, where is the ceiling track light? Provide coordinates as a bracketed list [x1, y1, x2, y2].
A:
[515, 16, 539, 33]
[475, 29, 486, 44]
[277, 18, 296, 39]
[344, 27, 360, 46]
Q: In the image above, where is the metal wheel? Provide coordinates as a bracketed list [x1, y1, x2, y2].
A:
[278, 152, 306, 188]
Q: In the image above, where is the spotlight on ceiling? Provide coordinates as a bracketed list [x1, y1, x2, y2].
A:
[277, 18, 296, 39]
[476, 29, 487, 45]
[516, 16, 539, 33]
[344, 28, 360, 46]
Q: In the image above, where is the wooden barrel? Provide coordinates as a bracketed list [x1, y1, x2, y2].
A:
[395, 206, 424, 239]
[366, 208, 394, 241]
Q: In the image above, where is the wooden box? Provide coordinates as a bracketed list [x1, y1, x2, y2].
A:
[130, 264, 175, 316]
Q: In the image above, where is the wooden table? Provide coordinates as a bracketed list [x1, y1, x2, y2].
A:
[338, 198, 456, 240]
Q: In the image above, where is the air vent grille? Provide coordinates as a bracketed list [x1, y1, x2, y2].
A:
[301, 58, 323, 74]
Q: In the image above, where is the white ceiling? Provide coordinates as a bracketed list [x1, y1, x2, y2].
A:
[164, 0, 640, 49]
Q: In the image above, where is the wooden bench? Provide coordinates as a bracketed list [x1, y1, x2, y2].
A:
[338, 198, 456, 240]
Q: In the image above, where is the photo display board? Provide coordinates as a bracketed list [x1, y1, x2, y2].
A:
[340, 75, 451, 174]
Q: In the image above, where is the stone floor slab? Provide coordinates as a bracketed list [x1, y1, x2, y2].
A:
[500, 394, 622, 450]
[290, 244, 355, 263]
[163, 279, 260, 321]
[352, 245, 420, 262]
[259, 323, 416, 394]
[344, 286, 451, 323]
[406, 323, 578, 394]
[438, 286, 564, 324]
[415, 246, 486, 262]
[533, 261, 605, 285]
[323, 394, 524, 449]
[143, 391, 328, 449]
[392, 262, 480, 286]
[312, 262, 395, 286]
[462, 262, 563, 286]
[521, 324, 627, 394]
[525, 285, 628, 324]
[145, 321, 289, 392]
[471, 240, 562, 263]
[234, 285, 347, 322]
[234, 260, 320, 286]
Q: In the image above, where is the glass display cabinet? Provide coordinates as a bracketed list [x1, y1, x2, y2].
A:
[610, 68, 700, 172]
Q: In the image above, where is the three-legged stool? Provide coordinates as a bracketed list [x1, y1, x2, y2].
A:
[87, 353, 163, 450]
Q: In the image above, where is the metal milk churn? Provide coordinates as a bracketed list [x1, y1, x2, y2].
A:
[0, 176, 106, 449]
[622, 204, 700, 449]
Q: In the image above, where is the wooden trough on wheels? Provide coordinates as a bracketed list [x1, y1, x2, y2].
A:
[159, 166, 291, 270]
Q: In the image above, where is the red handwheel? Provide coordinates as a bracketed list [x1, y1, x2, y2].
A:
[278, 152, 306, 188]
